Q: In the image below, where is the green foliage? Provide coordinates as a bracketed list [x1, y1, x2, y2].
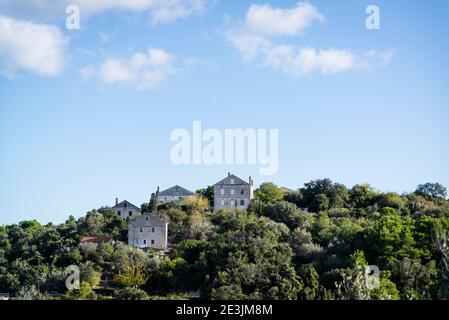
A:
[203, 212, 301, 300]
[364, 208, 417, 266]
[113, 287, 149, 300]
[376, 193, 405, 210]
[254, 182, 284, 204]
[349, 184, 378, 208]
[196, 186, 214, 207]
[261, 201, 306, 230]
[415, 183, 447, 200]
[300, 179, 349, 212]
[1, 180, 449, 300]
[369, 271, 400, 300]
[114, 263, 148, 289]
[67, 282, 97, 300]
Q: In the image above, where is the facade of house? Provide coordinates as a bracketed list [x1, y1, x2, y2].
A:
[213, 173, 254, 212]
[113, 198, 141, 218]
[156, 185, 194, 204]
[128, 213, 168, 251]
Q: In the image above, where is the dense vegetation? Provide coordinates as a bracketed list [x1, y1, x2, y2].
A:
[1, 180, 449, 300]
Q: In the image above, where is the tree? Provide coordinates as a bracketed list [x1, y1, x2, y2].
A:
[113, 263, 148, 289]
[16, 285, 46, 300]
[67, 281, 97, 300]
[300, 179, 349, 212]
[364, 208, 417, 267]
[254, 182, 284, 204]
[375, 193, 405, 211]
[186, 214, 213, 240]
[312, 194, 330, 212]
[392, 258, 437, 299]
[80, 262, 101, 288]
[283, 191, 303, 208]
[196, 186, 214, 207]
[415, 183, 447, 200]
[261, 201, 310, 230]
[184, 195, 210, 214]
[349, 184, 378, 208]
[78, 211, 105, 236]
[113, 287, 149, 300]
[203, 212, 301, 300]
[433, 227, 449, 298]
[334, 251, 371, 300]
[297, 264, 325, 300]
[149, 257, 190, 293]
[369, 271, 400, 300]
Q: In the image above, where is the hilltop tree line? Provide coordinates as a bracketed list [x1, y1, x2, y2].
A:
[1, 180, 449, 300]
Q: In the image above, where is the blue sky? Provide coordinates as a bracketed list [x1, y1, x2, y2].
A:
[1, 0, 448, 225]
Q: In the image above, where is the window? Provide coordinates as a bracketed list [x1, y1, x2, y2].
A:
[129, 211, 132, 217]
[230, 189, 235, 195]
[230, 200, 235, 206]
[124, 203, 127, 208]
[151, 240, 155, 245]
[220, 200, 225, 205]
[240, 200, 245, 206]
[139, 227, 143, 233]
[134, 239, 139, 245]
[117, 210, 121, 216]
[220, 188, 224, 195]
[241, 189, 244, 195]
[230, 179, 235, 184]
[151, 227, 155, 233]
[145, 216, 149, 221]
[143, 239, 147, 245]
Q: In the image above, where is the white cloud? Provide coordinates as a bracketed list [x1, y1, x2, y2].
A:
[226, 2, 395, 76]
[0, 0, 212, 24]
[81, 48, 175, 90]
[149, 0, 210, 24]
[0, 15, 68, 77]
[245, 2, 324, 36]
[229, 33, 394, 76]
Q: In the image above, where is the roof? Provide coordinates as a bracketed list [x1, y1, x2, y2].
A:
[112, 200, 140, 211]
[214, 173, 249, 186]
[128, 213, 168, 228]
[158, 185, 194, 197]
[80, 236, 113, 244]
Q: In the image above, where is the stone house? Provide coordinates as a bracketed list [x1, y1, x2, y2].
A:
[156, 185, 194, 204]
[128, 213, 168, 251]
[213, 173, 254, 212]
[113, 198, 140, 218]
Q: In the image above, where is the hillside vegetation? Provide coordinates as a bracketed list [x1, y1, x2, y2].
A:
[1, 180, 449, 300]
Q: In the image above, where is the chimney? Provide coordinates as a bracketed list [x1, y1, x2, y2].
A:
[115, 198, 118, 205]
[228, 172, 231, 177]
[157, 186, 160, 194]
[249, 176, 253, 186]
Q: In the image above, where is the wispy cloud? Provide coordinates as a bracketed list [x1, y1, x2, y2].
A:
[226, 2, 395, 76]
[0, 15, 68, 77]
[245, 2, 324, 36]
[81, 48, 175, 90]
[0, 0, 213, 24]
[149, 0, 211, 25]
